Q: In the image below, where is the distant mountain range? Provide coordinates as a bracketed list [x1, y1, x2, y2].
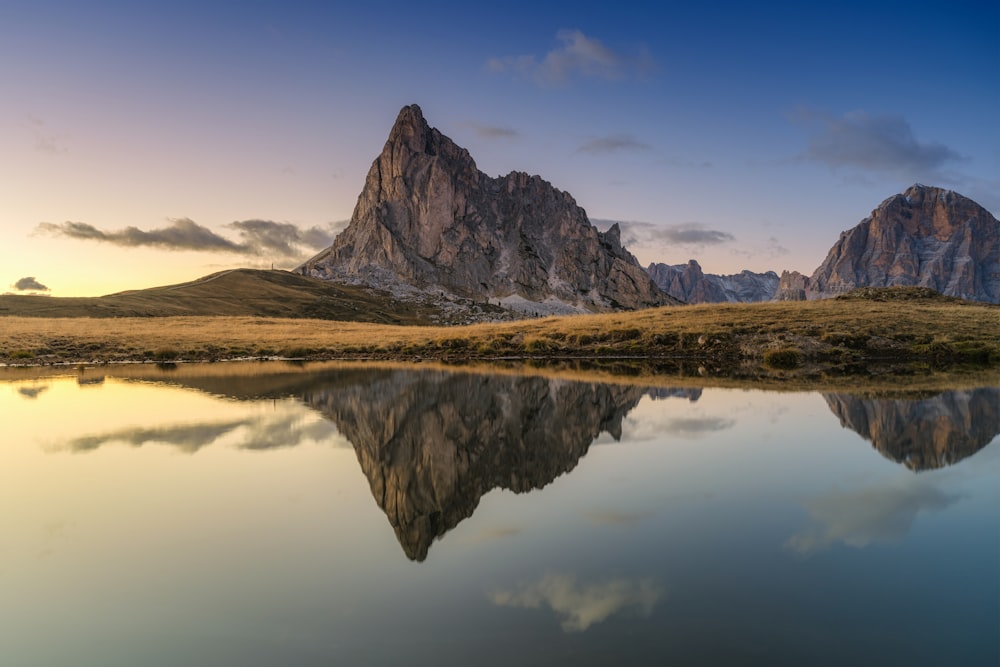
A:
[646, 260, 779, 303]
[299, 105, 1000, 308]
[7, 104, 998, 318]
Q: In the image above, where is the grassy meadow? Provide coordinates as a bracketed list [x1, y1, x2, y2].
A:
[2, 288, 998, 383]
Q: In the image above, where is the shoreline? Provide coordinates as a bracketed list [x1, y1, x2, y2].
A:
[2, 291, 998, 385]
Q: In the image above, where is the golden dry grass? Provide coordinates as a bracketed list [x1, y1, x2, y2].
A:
[2, 289, 998, 376]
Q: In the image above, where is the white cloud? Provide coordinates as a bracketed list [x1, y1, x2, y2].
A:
[785, 477, 958, 555]
[490, 573, 661, 632]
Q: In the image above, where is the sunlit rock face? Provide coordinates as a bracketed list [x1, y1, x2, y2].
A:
[297, 104, 677, 312]
[303, 369, 648, 560]
[823, 388, 1000, 471]
[784, 185, 1000, 302]
[646, 260, 779, 303]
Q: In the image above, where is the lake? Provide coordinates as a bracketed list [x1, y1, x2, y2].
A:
[2, 362, 997, 666]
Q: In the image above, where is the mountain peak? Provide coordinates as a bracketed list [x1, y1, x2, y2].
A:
[801, 185, 1000, 301]
[387, 104, 432, 153]
[298, 105, 676, 313]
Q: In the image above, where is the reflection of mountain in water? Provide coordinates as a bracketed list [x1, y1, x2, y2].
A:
[824, 389, 1000, 471]
[304, 370, 649, 561]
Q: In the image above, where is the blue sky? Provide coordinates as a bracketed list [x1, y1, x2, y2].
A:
[2, 0, 997, 295]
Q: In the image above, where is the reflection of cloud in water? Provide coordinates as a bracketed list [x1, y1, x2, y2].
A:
[625, 413, 736, 442]
[238, 416, 340, 450]
[666, 416, 736, 438]
[65, 420, 249, 454]
[466, 526, 522, 544]
[491, 573, 661, 632]
[61, 411, 346, 454]
[17, 385, 49, 399]
[786, 478, 958, 555]
[584, 509, 653, 526]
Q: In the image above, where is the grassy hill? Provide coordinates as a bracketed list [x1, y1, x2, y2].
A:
[0, 269, 455, 324]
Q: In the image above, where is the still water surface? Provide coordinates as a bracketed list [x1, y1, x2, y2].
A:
[2, 364, 997, 666]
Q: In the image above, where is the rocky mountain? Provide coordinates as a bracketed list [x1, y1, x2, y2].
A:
[778, 184, 1000, 302]
[823, 388, 1000, 471]
[302, 368, 650, 561]
[297, 104, 677, 314]
[646, 260, 779, 303]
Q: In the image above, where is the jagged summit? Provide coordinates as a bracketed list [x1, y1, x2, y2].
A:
[777, 184, 1000, 303]
[646, 259, 779, 304]
[297, 104, 676, 313]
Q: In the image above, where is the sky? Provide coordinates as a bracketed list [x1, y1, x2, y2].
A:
[2, 0, 997, 297]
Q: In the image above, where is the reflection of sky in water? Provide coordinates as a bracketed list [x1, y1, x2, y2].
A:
[1, 370, 997, 666]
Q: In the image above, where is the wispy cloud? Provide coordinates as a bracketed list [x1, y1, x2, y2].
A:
[57, 411, 347, 455]
[729, 236, 790, 262]
[12, 276, 50, 292]
[64, 419, 249, 454]
[23, 115, 68, 155]
[465, 123, 519, 139]
[663, 416, 736, 438]
[487, 29, 654, 86]
[583, 509, 654, 526]
[578, 134, 651, 155]
[491, 573, 661, 632]
[35, 218, 344, 260]
[602, 220, 735, 248]
[794, 109, 964, 179]
[465, 526, 523, 544]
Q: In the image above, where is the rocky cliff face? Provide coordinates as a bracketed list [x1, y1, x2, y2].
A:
[297, 105, 677, 313]
[302, 368, 649, 560]
[823, 388, 1000, 471]
[787, 184, 1000, 302]
[646, 260, 779, 303]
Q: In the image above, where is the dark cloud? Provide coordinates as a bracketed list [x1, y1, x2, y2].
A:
[466, 123, 519, 139]
[578, 134, 651, 155]
[795, 109, 963, 178]
[18, 386, 49, 399]
[601, 220, 735, 248]
[65, 420, 249, 454]
[61, 412, 348, 455]
[35, 218, 345, 260]
[36, 218, 243, 253]
[226, 219, 342, 259]
[13, 276, 50, 292]
[487, 29, 654, 86]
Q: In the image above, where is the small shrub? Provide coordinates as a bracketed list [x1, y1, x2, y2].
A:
[152, 348, 179, 361]
[524, 337, 554, 354]
[764, 347, 802, 369]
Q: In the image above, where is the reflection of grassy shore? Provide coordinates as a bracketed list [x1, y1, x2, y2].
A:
[2, 289, 998, 379]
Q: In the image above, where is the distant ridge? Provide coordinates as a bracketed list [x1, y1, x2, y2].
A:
[646, 260, 779, 303]
[297, 104, 678, 313]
